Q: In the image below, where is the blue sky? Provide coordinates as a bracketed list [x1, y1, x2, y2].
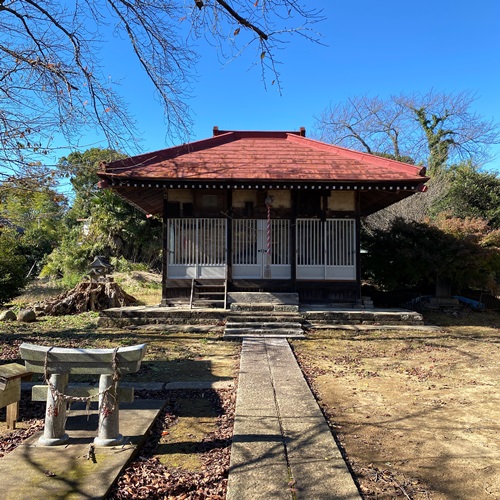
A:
[74, 0, 500, 170]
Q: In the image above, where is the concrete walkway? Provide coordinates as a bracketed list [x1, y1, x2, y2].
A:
[227, 338, 361, 500]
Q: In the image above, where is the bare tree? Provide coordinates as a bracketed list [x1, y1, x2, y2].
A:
[316, 95, 414, 161]
[0, 0, 323, 182]
[315, 90, 500, 174]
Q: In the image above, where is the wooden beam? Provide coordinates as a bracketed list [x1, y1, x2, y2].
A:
[161, 195, 169, 306]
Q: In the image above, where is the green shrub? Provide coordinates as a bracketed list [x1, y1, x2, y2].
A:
[362, 216, 500, 294]
[0, 230, 28, 304]
[110, 256, 149, 273]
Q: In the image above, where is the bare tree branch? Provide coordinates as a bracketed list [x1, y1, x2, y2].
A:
[315, 90, 500, 172]
[215, 0, 268, 40]
[0, 0, 323, 184]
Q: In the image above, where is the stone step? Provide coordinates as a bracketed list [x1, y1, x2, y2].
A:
[224, 332, 305, 339]
[224, 294, 305, 337]
[98, 317, 223, 328]
[97, 308, 226, 328]
[224, 325, 303, 331]
[225, 321, 303, 330]
[227, 292, 299, 305]
[226, 311, 301, 320]
[230, 303, 299, 313]
[224, 327, 305, 339]
[226, 318, 302, 325]
[224, 325, 303, 334]
[303, 309, 424, 325]
[191, 299, 226, 308]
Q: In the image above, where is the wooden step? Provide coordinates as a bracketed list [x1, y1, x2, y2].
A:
[190, 279, 227, 309]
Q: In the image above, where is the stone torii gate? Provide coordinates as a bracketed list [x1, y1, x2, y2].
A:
[20, 343, 147, 446]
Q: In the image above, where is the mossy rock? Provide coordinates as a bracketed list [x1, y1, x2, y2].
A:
[0, 309, 17, 321]
[17, 309, 36, 323]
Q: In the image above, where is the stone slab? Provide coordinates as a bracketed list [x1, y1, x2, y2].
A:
[22, 380, 234, 392]
[0, 399, 165, 500]
[308, 324, 439, 332]
[224, 333, 305, 340]
[20, 343, 147, 375]
[228, 292, 299, 305]
[225, 321, 303, 329]
[98, 304, 426, 328]
[230, 303, 299, 313]
[226, 338, 360, 500]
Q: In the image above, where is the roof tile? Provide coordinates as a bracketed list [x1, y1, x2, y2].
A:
[101, 131, 427, 183]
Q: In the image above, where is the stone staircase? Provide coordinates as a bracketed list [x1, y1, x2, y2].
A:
[223, 292, 305, 339]
[98, 290, 425, 330]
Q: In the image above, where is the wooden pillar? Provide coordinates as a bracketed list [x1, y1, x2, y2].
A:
[226, 190, 233, 283]
[161, 194, 169, 306]
[321, 192, 328, 221]
[290, 190, 298, 289]
[355, 191, 362, 305]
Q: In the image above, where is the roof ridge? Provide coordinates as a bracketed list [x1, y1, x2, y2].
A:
[213, 127, 305, 138]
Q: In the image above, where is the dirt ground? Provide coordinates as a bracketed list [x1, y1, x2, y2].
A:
[0, 313, 239, 498]
[3, 282, 500, 498]
[292, 311, 500, 499]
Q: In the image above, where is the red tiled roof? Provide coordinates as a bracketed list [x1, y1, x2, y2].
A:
[100, 130, 427, 184]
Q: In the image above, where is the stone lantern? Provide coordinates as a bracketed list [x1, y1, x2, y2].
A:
[88, 256, 112, 282]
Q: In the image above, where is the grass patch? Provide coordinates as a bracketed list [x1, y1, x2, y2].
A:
[9, 279, 65, 308]
[8, 271, 163, 309]
[113, 271, 162, 305]
[0, 312, 239, 385]
[155, 396, 218, 470]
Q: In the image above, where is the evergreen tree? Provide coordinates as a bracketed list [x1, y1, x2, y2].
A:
[42, 148, 162, 284]
[0, 229, 28, 304]
[433, 162, 500, 228]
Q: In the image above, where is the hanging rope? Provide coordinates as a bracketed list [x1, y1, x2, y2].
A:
[264, 196, 273, 278]
[43, 347, 120, 417]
